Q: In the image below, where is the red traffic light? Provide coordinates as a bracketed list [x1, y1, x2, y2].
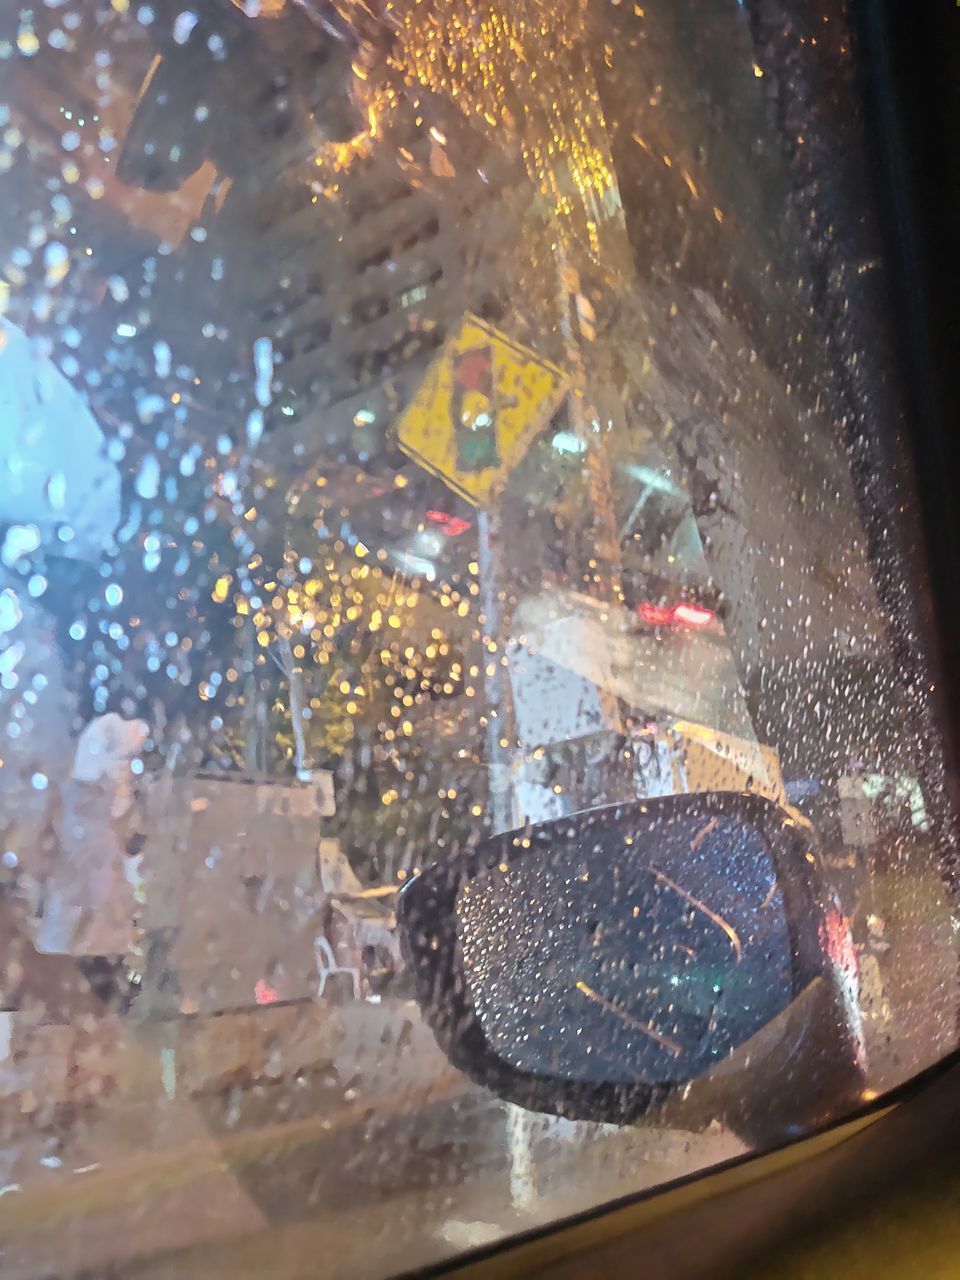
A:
[426, 509, 472, 537]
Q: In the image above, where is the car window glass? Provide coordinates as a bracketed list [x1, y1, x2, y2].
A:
[1, 1, 956, 1275]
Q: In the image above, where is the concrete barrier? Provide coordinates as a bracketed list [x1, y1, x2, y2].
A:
[1, 997, 440, 1107]
[138, 772, 333, 1013]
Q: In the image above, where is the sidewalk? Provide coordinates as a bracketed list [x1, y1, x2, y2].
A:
[0, 1043, 742, 1280]
[0, 996, 462, 1276]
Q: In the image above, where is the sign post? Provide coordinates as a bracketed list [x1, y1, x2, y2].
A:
[477, 510, 515, 833]
[396, 316, 569, 833]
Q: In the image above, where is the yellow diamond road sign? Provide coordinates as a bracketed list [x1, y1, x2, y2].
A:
[397, 315, 569, 508]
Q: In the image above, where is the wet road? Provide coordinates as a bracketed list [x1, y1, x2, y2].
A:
[1, 1002, 745, 1279]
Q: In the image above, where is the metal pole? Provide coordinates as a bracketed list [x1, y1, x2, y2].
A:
[477, 510, 515, 834]
[242, 620, 264, 776]
[556, 254, 623, 604]
[277, 634, 309, 776]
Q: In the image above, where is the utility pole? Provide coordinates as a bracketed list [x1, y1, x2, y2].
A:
[477, 510, 516, 834]
[556, 254, 624, 609]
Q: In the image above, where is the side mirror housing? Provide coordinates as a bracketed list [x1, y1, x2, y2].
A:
[398, 793, 865, 1140]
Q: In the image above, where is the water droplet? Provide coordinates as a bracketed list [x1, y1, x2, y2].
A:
[0, 589, 22, 634]
[46, 472, 67, 510]
[135, 455, 161, 500]
[16, 28, 40, 57]
[153, 340, 172, 378]
[253, 336, 274, 408]
[173, 10, 199, 43]
[246, 410, 264, 448]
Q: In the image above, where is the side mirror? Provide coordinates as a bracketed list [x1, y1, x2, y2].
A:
[398, 793, 866, 1141]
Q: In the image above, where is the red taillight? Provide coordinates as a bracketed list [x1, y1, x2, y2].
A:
[638, 601, 675, 626]
[672, 602, 715, 629]
[637, 601, 715, 629]
[821, 904, 867, 1072]
[254, 979, 279, 1005]
[822, 906, 859, 978]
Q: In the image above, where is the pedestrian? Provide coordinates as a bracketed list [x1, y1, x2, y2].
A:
[34, 713, 148, 1013]
[0, 567, 103, 1021]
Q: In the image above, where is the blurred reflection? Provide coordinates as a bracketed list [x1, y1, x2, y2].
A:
[459, 813, 790, 1084]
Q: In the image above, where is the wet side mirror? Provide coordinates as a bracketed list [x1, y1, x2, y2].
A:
[398, 793, 865, 1139]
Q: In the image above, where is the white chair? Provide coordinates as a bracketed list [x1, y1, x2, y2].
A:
[314, 933, 361, 1000]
